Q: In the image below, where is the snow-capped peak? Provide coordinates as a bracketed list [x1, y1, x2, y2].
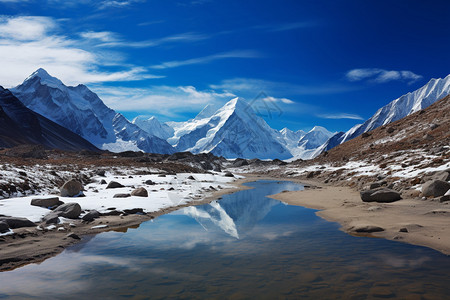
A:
[194, 104, 218, 120]
[132, 115, 174, 140]
[25, 68, 64, 89]
[298, 126, 334, 149]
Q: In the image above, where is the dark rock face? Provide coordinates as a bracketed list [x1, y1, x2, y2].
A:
[82, 210, 100, 222]
[0, 221, 10, 233]
[422, 180, 450, 197]
[360, 188, 402, 203]
[0, 217, 35, 229]
[131, 187, 148, 197]
[123, 208, 144, 214]
[106, 181, 125, 189]
[53, 203, 82, 219]
[31, 197, 62, 208]
[113, 193, 131, 198]
[60, 179, 83, 197]
[41, 212, 60, 224]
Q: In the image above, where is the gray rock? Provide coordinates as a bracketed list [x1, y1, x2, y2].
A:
[60, 179, 83, 197]
[0, 217, 35, 229]
[360, 188, 401, 203]
[82, 210, 100, 222]
[224, 172, 234, 178]
[439, 195, 450, 203]
[41, 212, 60, 224]
[31, 197, 62, 208]
[113, 193, 131, 198]
[187, 175, 196, 180]
[95, 169, 106, 177]
[0, 221, 9, 233]
[422, 180, 450, 197]
[144, 180, 155, 185]
[131, 187, 148, 197]
[106, 181, 125, 189]
[351, 224, 384, 233]
[432, 171, 450, 182]
[53, 203, 82, 219]
[66, 233, 80, 240]
[99, 179, 107, 185]
[123, 208, 144, 214]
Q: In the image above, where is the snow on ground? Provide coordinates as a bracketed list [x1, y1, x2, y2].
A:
[0, 172, 239, 224]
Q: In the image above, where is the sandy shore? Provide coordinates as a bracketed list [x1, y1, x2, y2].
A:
[268, 179, 450, 256]
[0, 177, 252, 272]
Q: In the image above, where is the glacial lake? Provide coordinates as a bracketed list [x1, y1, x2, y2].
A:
[0, 180, 449, 299]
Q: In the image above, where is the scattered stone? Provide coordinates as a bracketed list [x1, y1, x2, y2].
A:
[99, 179, 107, 185]
[106, 181, 125, 189]
[187, 175, 196, 180]
[0, 217, 35, 229]
[361, 132, 371, 138]
[123, 208, 144, 214]
[82, 210, 100, 222]
[440, 195, 450, 202]
[367, 206, 382, 212]
[430, 123, 439, 130]
[60, 179, 83, 197]
[350, 224, 385, 233]
[422, 180, 450, 197]
[399, 227, 408, 233]
[66, 233, 80, 240]
[386, 127, 395, 133]
[95, 169, 106, 177]
[0, 221, 9, 233]
[57, 227, 65, 231]
[224, 172, 234, 177]
[53, 203, 82, 219]
[41, 212, 60, 224]
[131, 187, 148, 197]
[432, 171, 450, 182]
[360, 188, 401, 203]
[31, 197, 62, 208]
[144, 180, 155, 185]
[113, 193, 131, 198]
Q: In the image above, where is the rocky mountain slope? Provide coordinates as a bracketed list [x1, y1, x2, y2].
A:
[0, 86, 98, 152]
[11, 69, 173, 154]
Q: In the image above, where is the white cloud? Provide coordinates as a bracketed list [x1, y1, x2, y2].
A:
[346, 68, 422, 84]
[80, 31, 118, 42]
[0, 15, 160, 87]
[316, 113, 364, 120]
[99, 0, 145, 9]
[94, 85, 235, 117]
[97, 32, 210, 48]
[150, 50, 261, 69]
[262, 96, 294, 104]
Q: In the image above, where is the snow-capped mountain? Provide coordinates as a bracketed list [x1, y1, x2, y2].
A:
[168, 98, 293, 159]
[132, 116, 174, 140]
[286, 126, 334, 160]
[11, 69, 173, 154]
[339, 74, 450, 144]
[0, 86, 98, 151]
[278, 127, 305, 147]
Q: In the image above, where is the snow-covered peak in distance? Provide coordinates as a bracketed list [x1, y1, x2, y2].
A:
[132, 115, 174, 140]
[24, 68, 64, 90]
[298, 126, 334, 149]
[339, 74, 450, 144]
[11, 68, 174, 154]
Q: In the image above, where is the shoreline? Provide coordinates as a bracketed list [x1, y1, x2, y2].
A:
[0, 176, 252, 272]
[267, 178, 450, 256]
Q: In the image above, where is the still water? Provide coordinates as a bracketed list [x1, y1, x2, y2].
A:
[0, 180, 449, 299]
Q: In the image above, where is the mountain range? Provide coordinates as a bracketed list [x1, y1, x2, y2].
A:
[0, 86, 98, 151]
[2, 68, 449, 160]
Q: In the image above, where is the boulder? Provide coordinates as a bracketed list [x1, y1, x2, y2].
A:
[82, 210, 100, 222]
[422, 180, 450, 197]
[432, 171, 450, 182]
[41, 212, 60, 224]
[95, 169, 106, 177]
[53, 203, 82, 219]
[31, 197, 62, 208]
[0, 217, 35, 229]
[131, 187, 148, 197]
[123, 208, 144, 214]
[99, 179, 107, 185]
[224, 172, 234, 178]
[350, 224, 384, 233]
[60, 179, 83, 197]
[187, 175, 196, 180]
[0, 221, 9, 233]
[144, 180, 155, 185]
[106, 181, 125, 189]
[113, 193, 131, 198]
[66, 233, 80, 240]
[361, 188, 401, 203]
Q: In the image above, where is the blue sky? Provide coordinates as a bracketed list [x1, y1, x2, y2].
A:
[0, 0, 449, 133]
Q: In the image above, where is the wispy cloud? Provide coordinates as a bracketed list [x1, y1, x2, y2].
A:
[262, 96, 294, 104]
[150, 50, 262, 69]
[211, 78, 356, 96]
[316, 113, 364, 120]
[97, 32, 210, 48]
[80, 31, 119, 42]
[0, 15, 160, 87]
[94, 85, 235, 117]
[99, 0, 145, 9]
[346, 68, 422, 84]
